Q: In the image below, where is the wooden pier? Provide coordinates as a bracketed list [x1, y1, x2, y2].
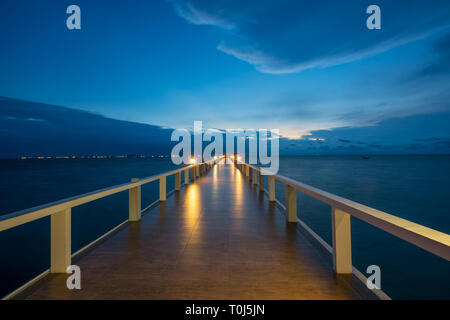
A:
[1, 158, 449, 300]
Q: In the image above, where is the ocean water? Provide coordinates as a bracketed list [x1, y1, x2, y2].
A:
[0, 155, 449, 299]
[0, 157, 179, 298]
[275, 155, 450, 300]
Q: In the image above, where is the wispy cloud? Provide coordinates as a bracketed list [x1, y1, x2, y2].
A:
[168, 0, 235, 29]
[170, 0, 450, 74]
[2, 116, 46, 122]
[219, 27, 449, 74]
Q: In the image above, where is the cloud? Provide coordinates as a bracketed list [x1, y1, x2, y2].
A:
[0, 97, 175, 158]
[168, 0, 235, 29]
[279, 112, 450, 154]
[218, 28, 446, 74]
[416, 32, 450, 77]
[169, 0, 450, 74]
[2, 116, 46, 122]
[3, 96, 448, 157]
[413, 137, 450, 142]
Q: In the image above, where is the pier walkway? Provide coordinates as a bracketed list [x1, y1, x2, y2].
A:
[17, 163, 370, 299]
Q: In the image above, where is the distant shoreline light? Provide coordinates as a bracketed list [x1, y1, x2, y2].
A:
[18, 155, 171, 160]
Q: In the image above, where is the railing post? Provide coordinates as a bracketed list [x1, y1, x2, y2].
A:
[51, 208, 71, 273]
[184, 168, 189, 185]
[249, 168, 253, 182]
[259, 169, 264, 192]
[190, 167, 195, 181]
[285, 184, 297, 223]
[129, 178, 141, 222]
[332, 208, 352, 274]
[252, 168, 257, 185]
[175, 172, 181, 191]
[196, 165, 200, 178]
[245, 165, 249, 177]
[160, 176, 166, 201]
[268, 176, 275, 202]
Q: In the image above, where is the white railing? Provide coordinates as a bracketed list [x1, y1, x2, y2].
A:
[236, 160, 450, 276]
[0, 159, 217, 278]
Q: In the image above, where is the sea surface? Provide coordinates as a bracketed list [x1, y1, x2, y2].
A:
[276, 155, 450, 300]
[0, 155, 449, 299]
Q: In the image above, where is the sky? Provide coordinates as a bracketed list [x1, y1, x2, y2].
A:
[0, 0, 450, 151]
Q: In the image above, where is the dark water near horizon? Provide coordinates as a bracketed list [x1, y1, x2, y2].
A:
[0, 155, 449, 299]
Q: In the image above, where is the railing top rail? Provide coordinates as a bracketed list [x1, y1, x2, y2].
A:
[0, 160, 215, 232]
[238, 161, 450, 261]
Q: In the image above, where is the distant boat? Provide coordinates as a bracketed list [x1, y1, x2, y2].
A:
[362, 156, 370, 159]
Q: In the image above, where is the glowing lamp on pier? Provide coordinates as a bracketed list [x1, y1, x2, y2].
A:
[190, 157, 196, 164]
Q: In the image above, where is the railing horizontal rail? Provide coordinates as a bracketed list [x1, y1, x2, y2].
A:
[0, 155, 214, 299]
[238, 161, 450, 261]
[0, 161, 212, 232]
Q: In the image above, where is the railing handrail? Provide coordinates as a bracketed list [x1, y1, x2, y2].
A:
[237, 160, 450, 261]
[0, 160, 215, 232]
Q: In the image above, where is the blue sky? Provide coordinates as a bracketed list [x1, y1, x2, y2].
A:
[0, 0, 449, 146]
